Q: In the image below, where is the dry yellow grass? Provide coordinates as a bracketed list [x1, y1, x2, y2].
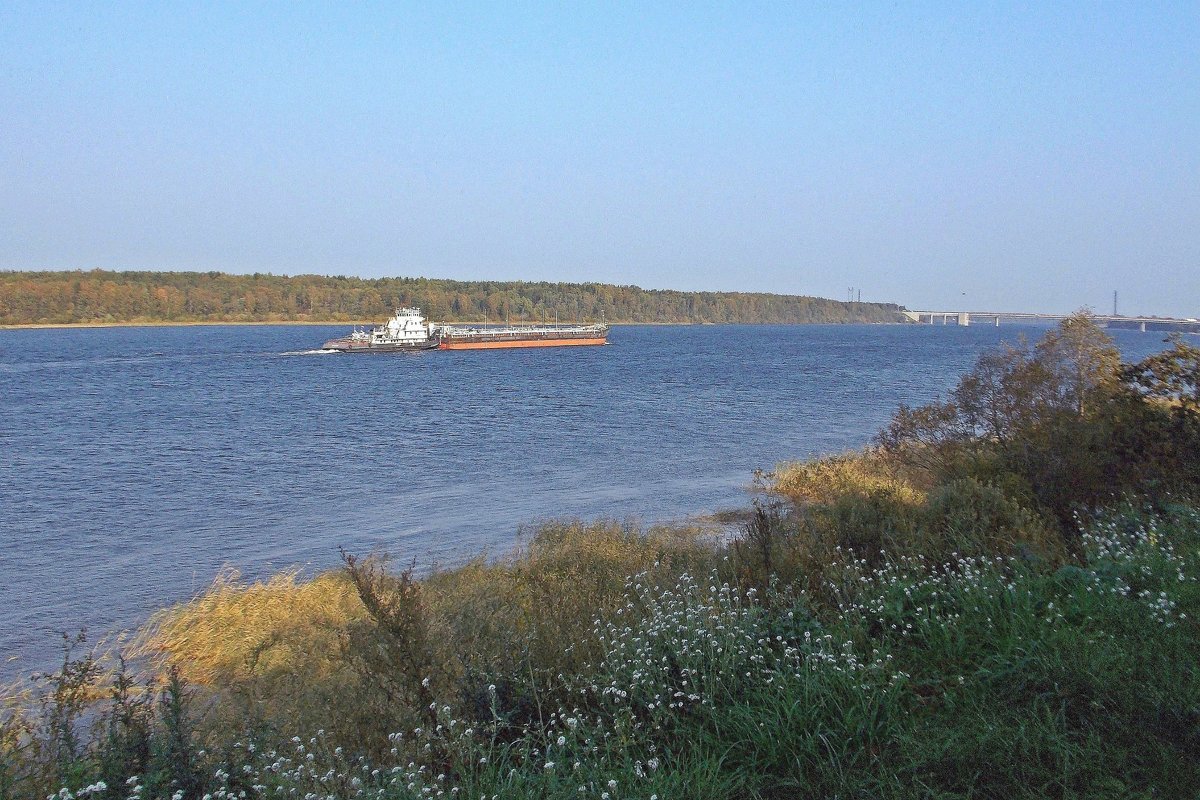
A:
[135, 568, 365, 685]
[125, 521, 719, 753]
[133, 568, 388, 749]
[769, 451, 926, 508]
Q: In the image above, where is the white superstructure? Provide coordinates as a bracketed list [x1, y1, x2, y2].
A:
[322, 308, 438, 351]
[368, 307, 433, 345]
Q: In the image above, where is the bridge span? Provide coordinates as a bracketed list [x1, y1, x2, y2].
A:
[901, 310, 1200, 333]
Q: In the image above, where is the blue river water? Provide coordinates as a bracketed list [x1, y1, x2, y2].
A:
[0, 323, 1171, 676]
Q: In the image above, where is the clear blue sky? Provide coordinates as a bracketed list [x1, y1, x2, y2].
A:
[2, 2, 1197, 316]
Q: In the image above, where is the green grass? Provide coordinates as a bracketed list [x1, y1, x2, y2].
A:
[9, 503, 1198, 799]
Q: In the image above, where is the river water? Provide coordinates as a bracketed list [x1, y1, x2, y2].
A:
[0, 323, 1169, 676]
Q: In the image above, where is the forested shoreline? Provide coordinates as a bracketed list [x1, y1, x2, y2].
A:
[0, 270, 903, 326]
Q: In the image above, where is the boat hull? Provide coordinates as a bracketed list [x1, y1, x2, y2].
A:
[322, 338, 440, 353]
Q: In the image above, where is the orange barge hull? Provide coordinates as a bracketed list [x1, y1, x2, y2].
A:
[439, 337, 607, 350]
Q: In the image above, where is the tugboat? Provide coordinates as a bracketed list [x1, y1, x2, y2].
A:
[321, 308, 440, 353]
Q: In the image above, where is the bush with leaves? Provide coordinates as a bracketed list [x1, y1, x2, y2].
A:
[880, 313, 1199, 532]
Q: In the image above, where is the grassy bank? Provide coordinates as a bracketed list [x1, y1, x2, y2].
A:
[3, 315, 1199, 799]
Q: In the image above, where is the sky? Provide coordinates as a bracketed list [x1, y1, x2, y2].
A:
[1, 2, 1197, 317]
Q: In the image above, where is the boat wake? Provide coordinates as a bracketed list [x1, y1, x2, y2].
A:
[281, 349, 341, 356]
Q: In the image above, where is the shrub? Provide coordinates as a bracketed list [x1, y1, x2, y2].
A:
[730, 500, 792, 592]
[811, 484, 924, 563]
[920, 477, 1064, 564]
[0, 633, 104, 798]
[422, 520, 717, 722]
[881, 315, 1200, 530]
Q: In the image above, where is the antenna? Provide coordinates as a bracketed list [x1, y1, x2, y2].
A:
[1113, 290, 1118, 317]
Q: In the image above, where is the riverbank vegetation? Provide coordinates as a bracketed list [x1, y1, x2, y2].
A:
[0, 270, 902, 327]
[3, 315, 1199, 799]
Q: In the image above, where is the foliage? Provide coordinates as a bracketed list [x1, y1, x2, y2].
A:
[919, 476, 1063, 564]
[879, 312, 1123, 458]
[760, 452, 1054, 593]
[0, 633, 103, 796]
[420, 520, 717, 728]
[1032, 310, 1123, 415]
[729, 500, 789, 592]
[0, 269, 904, 326]
[340, 554, 439, 739]
[763, 451, 925, 584]
[880, 313, 1200, 528]
[130, 568, 372, 754]
[1122, 333, 1200, 412]
[115, 521, 717, 765]
[0, 638, 208, 800]
[8, 505, 1200, 799]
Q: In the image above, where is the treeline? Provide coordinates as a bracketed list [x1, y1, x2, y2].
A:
[0, 269, 903, 326]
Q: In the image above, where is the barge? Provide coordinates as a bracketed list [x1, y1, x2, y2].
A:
[434, 321, 609, 349]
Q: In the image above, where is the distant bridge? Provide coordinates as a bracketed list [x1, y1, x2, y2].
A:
[901, 310, 1200, 333]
